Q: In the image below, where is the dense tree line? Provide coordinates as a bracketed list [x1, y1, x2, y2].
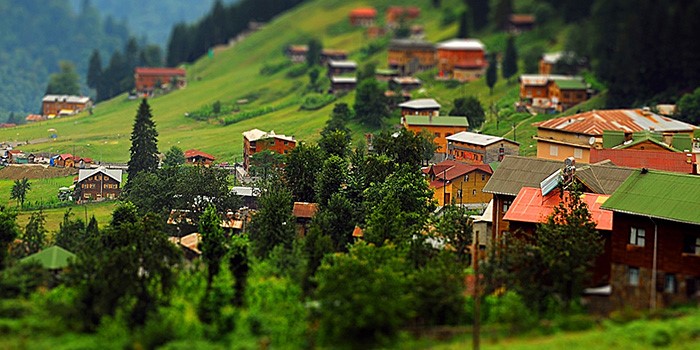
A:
[0, 0, 131, 118]
[166, 0, 306, 66]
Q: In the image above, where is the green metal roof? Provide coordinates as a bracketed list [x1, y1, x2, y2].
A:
[601, 170, 700, 225]
[21, 245, 75, 269]
[553, 79, 587, 90]
[405, 116, 468, 127]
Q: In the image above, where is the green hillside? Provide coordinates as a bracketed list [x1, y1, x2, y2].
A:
[0, 0, 567, 162]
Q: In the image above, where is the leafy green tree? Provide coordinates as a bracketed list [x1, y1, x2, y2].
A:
[45, 61, 81, 95]
[315, 156, 348, 207]
[486, 53, 498, 94]
[0, 206, 20, 270]
[522, 44, 545, 74]
[284, 143, 324, 202]
[199, 205, 227, 291]
[306, 38, 322, 67]
[457, 10, 469, 38]
[373, 128, 425, 169]
[20, 210, 47, 256]
[228, 235, 250, 307]
[536, 185, 603, 308]
[301, 224, 333, 293]
[363, 166, 435, 246]
[315, 242, 413, 346]
[433, 205, 473, 264]
[677, 87, 700, 125]
[353, 78, 387, 127]
[10, 178, 31, 208]
[53, 209, 89, 254]
[357, 62, 377, 82]
[68, 213, 181, 330]
[127, 99, 159, 177]
[111, 202, 138, 228]
[86, 215, 99, 238]
[502, 35, 518, 82]
[468, 0, 490, 31]
[412, 252, 467, 325]
[314, 193, 355, 251]
[418, 129, 438, 165]
[248, 179, 296, 259]
[163, 146, 185, 167]
[330, 102, 352, 121]
[450, 96, 486, 129]
[319, 129, 350, 159]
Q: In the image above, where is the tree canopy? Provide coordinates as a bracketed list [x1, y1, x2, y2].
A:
[127, 99, 159, 177]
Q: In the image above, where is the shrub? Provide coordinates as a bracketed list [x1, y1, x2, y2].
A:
[300, 93, 335, 110]
[286, 64, 308, 78]
[555, 314, 596, 332]
[259, 61, 291, 76]
[486, 291, 536, 332]
[650, 329, 672, 348]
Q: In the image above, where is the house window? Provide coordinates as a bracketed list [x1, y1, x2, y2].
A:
[665, 274, 677, 293]
[457, 189, 462, 198]
[687, 278, 698, 298]
[630, 227, 646, 247]
[628, 267, 640, 286]
[574, 148, 583, 159]
[683, 236, 700, 255]
[434, 132, 441, 137]
[550, 145, 558, 156]
[481, 174, 486, 181]
[503, 200, 512, 213]
[472, 189, 477, 196]
[464, 174, 469, 181]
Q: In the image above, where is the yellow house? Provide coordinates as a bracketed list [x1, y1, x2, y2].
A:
[424, 160, 493, 208]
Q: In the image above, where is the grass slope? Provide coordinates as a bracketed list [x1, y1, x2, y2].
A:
[0, 0, 565, 163]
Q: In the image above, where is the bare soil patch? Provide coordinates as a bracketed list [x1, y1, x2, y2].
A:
[0, 165, 78, 180]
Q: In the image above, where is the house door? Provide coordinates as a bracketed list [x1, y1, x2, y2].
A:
[443, 193, 451, 206]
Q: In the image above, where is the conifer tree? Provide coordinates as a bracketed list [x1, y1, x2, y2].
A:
[87, 49, 102, 90]
[486, 53, 498, 94]
[457, 10, 469, 38]
[127, 99, 159, 177]
[468, 0, 490, 31]
[502, 36, 518, 82]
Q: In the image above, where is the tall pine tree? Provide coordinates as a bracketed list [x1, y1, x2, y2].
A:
[486, 53, 498, 94]
[502, 36, 518, 82]
[127, 99, 159, 177]
[468, 0, 490, 31]
[457, 10, 469, 38]
[87, 49, 102, 91]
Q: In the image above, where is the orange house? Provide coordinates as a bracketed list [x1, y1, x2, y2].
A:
[519, 74, 588, 111]
[184, 149, 216, 166]
[403, 115, 468, 153]
[242, 129, 296, 171]
[42, 95, 92, 117]
[386, 6, 420, 26]
[349, 7, 376, 27]
[436, 39, 487, 82]
[446, 131, 520, 165]
[388, 39, 436, 75]
[134, 67, 186, 94]
[548, 78, 588, 112]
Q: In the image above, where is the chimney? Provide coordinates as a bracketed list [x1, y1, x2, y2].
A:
[642, 106, 651, 116]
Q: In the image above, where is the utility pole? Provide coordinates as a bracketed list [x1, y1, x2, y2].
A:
[473, 227, 481, 350]
[512, 123, 517, 142]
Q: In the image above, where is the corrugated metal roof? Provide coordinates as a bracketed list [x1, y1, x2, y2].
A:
[446, 131, 519, 146]
[436, 38, 485, 51]
[483, 156, 564, 196]
[328, 60, 357, 68]
[601, 170, 700, 225]
[574, 165, 635, 195]
[503, 187, 612, 230]
[534, 109, 697, 136]
[399, 98, 441, 109]
[42, 94, 91, 104]
[293, 202, 318, 219]
[405, 115, 468, 127]
[242, 129, 295, 142]
[78, 167, 122, 183]
[331, 76, 357, 83]
[388, 39, 435, 51]
[134, 67, 186, 76]
[184, 149, 215, 160]
[590, 149, 695, 174]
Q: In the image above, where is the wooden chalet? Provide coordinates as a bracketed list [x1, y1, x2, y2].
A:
[134, 67, 186, 95]
[519, 74, 588, 113]
[321, 49, 348, 64]
[386, 6, 420, 27]
[388, 39, 436, 75]
[349, 7, 376, 27]
[330, 76, 357, 94]
[601, 170, 700, 310]
[184, 149, 216, 166]
[242, 129, 296, 172]
[327, 60, 357, 77]
[286, 45, 308, 63]
[76, 167, 123, 202]
[508, 14, 535, 34]
[403, 115, 468, 153]
[424, 160, 493, 208]
[446, 131, 519, 164]
[389, 76, 422, 92]
[292, 202, 319, 236]
[398, 98, 441, 117]
[436, 39, 488, 82]
[42, 95, 92, 117]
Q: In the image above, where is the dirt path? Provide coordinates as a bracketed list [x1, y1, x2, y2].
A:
[0, 164, 77, 180]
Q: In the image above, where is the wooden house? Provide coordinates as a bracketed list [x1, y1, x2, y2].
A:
[25, 114, 45, 123]
[327, 60, 357, 77]
[42, 95, 91, 117]
[330, 76, 357, 94]
[184, 149, 216, 166]
[403, 115, 468, 153]
[375, 68, 399, 81]
[386, 6, 420, 27]
[134, 67, 186, 95]
[242, 129, 296, 172]
[601, 170, 700, 310]
[533, 109, 697, 163]
[55, 154, 74, 168]
[292, 202, 319, 236]
[424, 160, 493, 208]
[349, 7, 376, 27]
[398, 98, 441, 117]
[548, 78, 588, 111]
[436, 39, 487, 82]
[76, 167, 122, 202]
[508, 14, 535, 34]
[519, 74, 588, 112]
[446, 131, 519, 164]
[321, 49, 349, 64]
[483, 156, 634, 244]
[389, 76, 422, 92]
[388, 39, 436, 75]
[286, 45, 308, 63]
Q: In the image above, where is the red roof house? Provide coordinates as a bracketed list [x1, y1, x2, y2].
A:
[184, 149, 216, 166]
[349, 7, 377, 27]
[134, 67, 186, 94]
